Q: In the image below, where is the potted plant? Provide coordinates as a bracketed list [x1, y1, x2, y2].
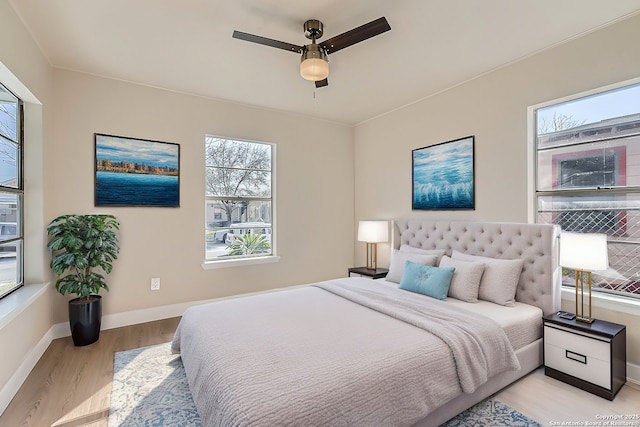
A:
[46, 214, 120, 346]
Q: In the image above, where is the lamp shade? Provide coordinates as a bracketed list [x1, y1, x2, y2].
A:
[300, 45, 329, 81]
[358, 221, 388, 243]
[560, 232, 609, 271]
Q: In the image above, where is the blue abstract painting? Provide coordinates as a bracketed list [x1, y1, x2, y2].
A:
[412, 136, 474, 210]
[95, 134, 180, 207]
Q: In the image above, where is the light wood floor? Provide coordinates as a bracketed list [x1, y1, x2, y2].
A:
[0, 317, 180, 427]
[496, 367, 640, 424]
[1, 317, 638, 426]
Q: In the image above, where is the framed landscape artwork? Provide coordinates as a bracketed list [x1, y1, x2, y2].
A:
[95, 134, 180, 207]
[412, 136, 475, 210]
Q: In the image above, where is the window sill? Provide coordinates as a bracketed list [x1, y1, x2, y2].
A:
[0, 283, 49, 331]
[201, 255, 280, 270]
[561, 286, 640, 316]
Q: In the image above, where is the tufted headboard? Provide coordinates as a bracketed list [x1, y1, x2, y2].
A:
[392, 219, 561, 315]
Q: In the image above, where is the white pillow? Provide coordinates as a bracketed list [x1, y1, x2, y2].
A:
[387, 250, 438, 284]
[451, 250, 524, 306]
[399, 245, 447, 264]
[439, 255, 485, 303]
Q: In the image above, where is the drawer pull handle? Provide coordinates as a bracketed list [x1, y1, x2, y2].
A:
[566, 350, 587, 364]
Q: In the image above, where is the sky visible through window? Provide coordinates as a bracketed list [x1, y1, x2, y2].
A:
[537, 83, 640, 131]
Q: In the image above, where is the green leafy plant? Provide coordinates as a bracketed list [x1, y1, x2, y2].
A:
[46, 214, 120, 300]
[226, 233, 270, 256]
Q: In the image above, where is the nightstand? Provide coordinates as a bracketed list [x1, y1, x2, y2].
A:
[543, 313, 626, 400]
[348, 266, 388, 279]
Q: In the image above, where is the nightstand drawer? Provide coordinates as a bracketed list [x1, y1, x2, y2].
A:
[545, 325, 610, 361]
[544, 325, 611, 389]
[545, 342, 610, 389]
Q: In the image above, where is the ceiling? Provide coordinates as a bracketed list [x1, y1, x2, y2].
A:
[9, 0, 640, 125]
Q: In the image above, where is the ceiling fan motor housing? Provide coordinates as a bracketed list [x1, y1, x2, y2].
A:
[301, 44, 327, 62]
[303, 19, 323, 40]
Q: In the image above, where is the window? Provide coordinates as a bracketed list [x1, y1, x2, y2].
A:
[205, 137, 273, 261]
[0, 82, 23, 299]
[534, 81, 640, 299]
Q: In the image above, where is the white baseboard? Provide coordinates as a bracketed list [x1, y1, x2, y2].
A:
[100, 300, 195, 331]
[627, 361, 640, 386]
[47, 284, 303, 335]
[0, 322, 66, 415]
[2, 286, 639, 416]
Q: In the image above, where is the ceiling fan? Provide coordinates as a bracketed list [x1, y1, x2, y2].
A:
[232, 17, 391, 88]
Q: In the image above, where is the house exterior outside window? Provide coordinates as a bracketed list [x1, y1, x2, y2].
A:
[534, 81, 640, 299]
[0, 82, 23, 300]
[204, 136, 274, 262]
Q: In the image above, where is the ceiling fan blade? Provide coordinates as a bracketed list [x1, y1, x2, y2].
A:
[232, 30, 303, 53]
[320, 17, 390, 54]
[315, 78, 328, 88]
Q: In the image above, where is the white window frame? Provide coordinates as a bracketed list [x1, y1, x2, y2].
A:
[0, 81, 24, 300]
[528, 76, 640, 313]
[202, 136, 278, 269]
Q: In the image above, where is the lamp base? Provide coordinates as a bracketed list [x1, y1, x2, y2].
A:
[575, 270, 595, 324]
[365, 242, 377, 270]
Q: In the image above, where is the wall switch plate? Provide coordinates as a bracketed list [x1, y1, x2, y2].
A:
[151, 277, 161, 291]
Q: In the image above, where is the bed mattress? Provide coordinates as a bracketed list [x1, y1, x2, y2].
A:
[376, 279, 543, 351]
[172, 277, 527, 426]
[446, 298, 542, 350]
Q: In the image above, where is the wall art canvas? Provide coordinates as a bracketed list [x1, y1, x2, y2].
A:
[412, 136, 475, 210]
[95, 133, 180, 207]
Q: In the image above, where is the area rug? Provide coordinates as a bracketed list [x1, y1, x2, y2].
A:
[440, 398, 541, 427]
[108, 343, 201, 426]
[108, 343, 541, 427]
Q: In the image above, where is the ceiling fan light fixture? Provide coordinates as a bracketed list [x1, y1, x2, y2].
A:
[300, 45, 329, 81]
[233, 17, 390, 87]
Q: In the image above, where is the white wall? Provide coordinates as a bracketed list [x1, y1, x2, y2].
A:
[48, 69, 354, 323]
[353, 14, 640, 366]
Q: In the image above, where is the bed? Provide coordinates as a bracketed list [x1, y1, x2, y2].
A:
[172, 219, 561, 426]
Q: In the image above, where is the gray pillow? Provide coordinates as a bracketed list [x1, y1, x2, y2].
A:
[439, 255, 485, 303]
[451, 250, 524, 306]
[387, 249, 438, 283]
[399, 245, 447, 264]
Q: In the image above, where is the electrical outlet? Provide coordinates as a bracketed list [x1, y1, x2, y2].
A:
[151, 277, 161, 291]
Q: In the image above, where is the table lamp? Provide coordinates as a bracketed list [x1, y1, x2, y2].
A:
[358, 220, 388, 270]
[559, 232, 609, 323]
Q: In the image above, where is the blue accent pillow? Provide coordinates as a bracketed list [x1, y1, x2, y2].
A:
[399, 260, 455, 300]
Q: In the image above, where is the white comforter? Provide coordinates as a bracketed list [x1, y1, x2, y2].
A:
[171, 277, 520, 426]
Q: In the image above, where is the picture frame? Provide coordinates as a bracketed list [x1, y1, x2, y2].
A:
[95, 133, 180, 207]
[412, 135, 475, 210]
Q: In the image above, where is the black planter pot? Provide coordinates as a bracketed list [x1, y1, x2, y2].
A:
[68, 295, 102, 346]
